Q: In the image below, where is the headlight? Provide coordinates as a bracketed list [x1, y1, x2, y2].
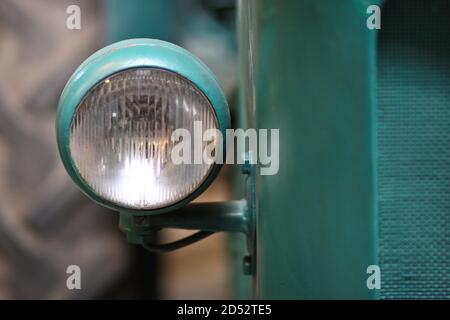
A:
[71, 68, 218, 209]
[57, 39, 230, 213]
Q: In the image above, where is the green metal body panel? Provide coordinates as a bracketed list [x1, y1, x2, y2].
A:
[56, 38, 230, 215]
[238, 0, 379, 299]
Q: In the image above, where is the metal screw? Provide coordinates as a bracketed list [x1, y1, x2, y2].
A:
[243, 255, 252, 275]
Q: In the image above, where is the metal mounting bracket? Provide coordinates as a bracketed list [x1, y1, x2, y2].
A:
[118, 157, 256, 275]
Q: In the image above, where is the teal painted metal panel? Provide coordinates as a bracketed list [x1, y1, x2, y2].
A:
[238, 0, 379, 299]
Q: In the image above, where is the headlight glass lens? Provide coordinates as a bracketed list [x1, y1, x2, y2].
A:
[69, 68, 218, 209]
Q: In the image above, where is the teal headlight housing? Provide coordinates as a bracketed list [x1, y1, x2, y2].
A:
[56, 39, 230, 215]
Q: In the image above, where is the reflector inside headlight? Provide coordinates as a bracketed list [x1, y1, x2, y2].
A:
[69, 68, 218, 210]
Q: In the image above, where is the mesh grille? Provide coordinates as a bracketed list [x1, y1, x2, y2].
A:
[377, 0, 450, 299]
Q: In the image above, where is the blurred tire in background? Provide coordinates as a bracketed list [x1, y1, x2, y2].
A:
[0, 0, 237, 299]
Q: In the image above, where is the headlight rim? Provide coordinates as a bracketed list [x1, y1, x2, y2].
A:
[56, 39, 230, 215]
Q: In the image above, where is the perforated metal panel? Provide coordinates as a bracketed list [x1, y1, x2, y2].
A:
[377, 0, 450, 299]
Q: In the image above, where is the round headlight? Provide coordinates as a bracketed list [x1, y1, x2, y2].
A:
[57, 39, 230, 213]
[70, 68, 218, 209]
